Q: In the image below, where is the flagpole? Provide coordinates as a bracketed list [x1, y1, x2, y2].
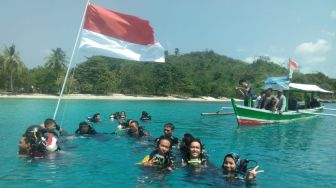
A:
[53, 0, 90, 120]
[288, 58, 293, 80]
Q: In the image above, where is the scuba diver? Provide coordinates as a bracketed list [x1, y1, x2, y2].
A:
[87, 113, 101, 123]
[140, 111, 151, 121]
[75, 121, 97, 135]
[222, 152, 264, 181]
[181, 139, 208, 168]
[140, 137, 175, 171]
[18, 125, 60, 158]
[127, 120, 149, 137]
[109, 112, 120, 120]
[40, 118, 69, 137]
[155, 123, 178, 146]
[179, 133, 195, 159]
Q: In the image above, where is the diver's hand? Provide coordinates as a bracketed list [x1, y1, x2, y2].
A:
[246, 165, 264, 180]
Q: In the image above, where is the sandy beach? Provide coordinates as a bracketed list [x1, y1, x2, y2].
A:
[0, 93, 232, 102]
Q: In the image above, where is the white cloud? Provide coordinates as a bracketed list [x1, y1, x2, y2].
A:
[331, 10, 336, 20]
[321, 30, 335, 38]
[244, 56, 255, 63]
[295, 39, 331, 56]
[235, 48, 245, 53]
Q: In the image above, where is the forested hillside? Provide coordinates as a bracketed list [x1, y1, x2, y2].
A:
[1, 46, 335, 99]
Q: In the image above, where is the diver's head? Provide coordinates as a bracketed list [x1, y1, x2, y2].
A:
[181, 133, 194, 146]
[120, 111, 126, 119]
[44, 118, 57, 132]
[92, 113, 101, 122]
[18, 136, 31, 155]
[157, 137, 172, 155]
[127, 121, 140, 136]
[163, 123, 175, 137]
[189, 139, 203, 159]
[78, 121, 90, 134]
[222, 152, 240, 172]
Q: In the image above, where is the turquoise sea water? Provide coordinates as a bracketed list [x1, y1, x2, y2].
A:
[0, 99, 336, 187]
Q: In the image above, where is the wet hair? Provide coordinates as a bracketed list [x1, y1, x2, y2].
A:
[189, 138, 204, 152]
[157, 136, 173, 149]
[179, 133, 194, 154]
[182, 133, 194, 144]
[164, 123, 175, 130]
[93, 113, 100, 119]
[183, 138, 207, 164]
[18, 136, 30, 155]
[44, 118, 56, 127]
[127, 121, 140, 136]
[88, 113, 101, 123]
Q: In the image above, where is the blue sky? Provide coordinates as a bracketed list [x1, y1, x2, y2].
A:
[1, 0, 336, 78]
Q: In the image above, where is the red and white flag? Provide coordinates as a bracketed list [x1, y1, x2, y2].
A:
[289, 59, 298, 70]
[288, 59, 299, 79]
[78, 3, 165, 62]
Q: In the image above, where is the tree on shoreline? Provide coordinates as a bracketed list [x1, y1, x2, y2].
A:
[1, 44, 26, 93]
[0, 45, 335, 99]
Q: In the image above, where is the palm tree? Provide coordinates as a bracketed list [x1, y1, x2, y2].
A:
[45, 48, 68, 88]
[2, 44, 25, 92]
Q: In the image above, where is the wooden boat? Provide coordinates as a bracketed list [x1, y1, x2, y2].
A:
[231, 81, 333, 126]
[231, 98, 324, 126]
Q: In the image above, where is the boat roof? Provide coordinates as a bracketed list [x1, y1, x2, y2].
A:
[263, 76, 333, 93]
[289, 83, 333, 93]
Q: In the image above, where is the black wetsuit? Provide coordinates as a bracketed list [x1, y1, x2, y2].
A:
[149, 150, 175, 169]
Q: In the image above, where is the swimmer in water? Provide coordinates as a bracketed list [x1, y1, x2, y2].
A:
[181, 139, 208, 167]
[222, 152, 264, 181]
[140, 137, 175, 171]
[127, 121, 149, 137]
[75, 121, 97, 135]
[155, 123, 178, 146]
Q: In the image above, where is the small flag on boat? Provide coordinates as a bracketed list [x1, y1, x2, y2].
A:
[79, 3, 165, 62]
[288, 59, 298, 79]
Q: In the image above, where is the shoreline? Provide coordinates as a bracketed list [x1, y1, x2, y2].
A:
[0, 93, 233, 102]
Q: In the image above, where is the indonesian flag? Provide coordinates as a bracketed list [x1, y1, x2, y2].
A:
[288, 59, 298, 79]
[79, 3, 165, 62]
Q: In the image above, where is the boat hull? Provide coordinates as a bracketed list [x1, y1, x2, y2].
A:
[231, 99, 323, 126]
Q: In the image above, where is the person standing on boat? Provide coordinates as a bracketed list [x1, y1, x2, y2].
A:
[236, 79, 254, 107]
[254, 90, 266, 108]
[276, 90, 287, 114]
[261, 88, 278, 112]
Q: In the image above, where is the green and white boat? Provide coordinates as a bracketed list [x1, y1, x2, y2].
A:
[231, 81, 333, 126]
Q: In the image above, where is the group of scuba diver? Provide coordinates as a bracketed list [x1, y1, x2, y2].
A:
[18, 110, 263, 183]
[138, 123, 263, 182]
